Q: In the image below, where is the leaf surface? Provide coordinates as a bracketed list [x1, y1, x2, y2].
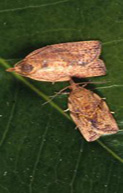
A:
[0, 0, 123, 193]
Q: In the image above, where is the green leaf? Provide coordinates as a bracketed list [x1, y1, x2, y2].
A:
[0, 0, 123, 193]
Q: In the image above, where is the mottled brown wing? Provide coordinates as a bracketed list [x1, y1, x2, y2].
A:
[26, 41, 101, 67]
[68, 92, 101, 142]
[68, 85, 118, 142]
[73, 59, 106, 78]
[90, 93, 119, 135]
[69, 110, 101, 142]
[7, 41, 106, 81]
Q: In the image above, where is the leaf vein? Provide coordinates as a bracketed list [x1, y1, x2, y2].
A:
[0, 184, 10, 193]
[104, 162, 113, 193]
[96, 84, 123, 90]
[0, 0, 69, 13]
[70, 142, 83, 193]
[29, 111, 52, 193]
[0, 87, 18, 147]
[103, 39, 123, 46]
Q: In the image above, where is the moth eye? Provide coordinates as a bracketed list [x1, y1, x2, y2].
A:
[21, 64, 34, 73]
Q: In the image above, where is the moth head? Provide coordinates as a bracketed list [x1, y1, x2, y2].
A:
[6, 60, 36, 76]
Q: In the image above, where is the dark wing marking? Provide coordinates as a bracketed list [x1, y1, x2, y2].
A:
[90, 95, 119, 134]
[70, 112, 101, 142]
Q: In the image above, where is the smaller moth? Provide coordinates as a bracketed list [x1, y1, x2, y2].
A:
[7, 41, 106, 82]
[68, 80, 119, 142]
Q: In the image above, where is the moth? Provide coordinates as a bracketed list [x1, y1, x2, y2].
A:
[7, 41, 106, 82]
[68, 80, 119, 142]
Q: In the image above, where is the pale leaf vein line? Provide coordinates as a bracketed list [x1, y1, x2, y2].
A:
[0, 184, 10, 193]
[103, 39, 123, 46]
[0, 88, 18, 147]
[13, 135, 28, 185]
[96, 84, 123, 90]
[0, 0, 69, 13]
[115, 165, 120, 193]
[70, 143, 83, 193]
[14, 134, 28, 171]
[104, 162, 113, 193]
[29, 112, 51, 193]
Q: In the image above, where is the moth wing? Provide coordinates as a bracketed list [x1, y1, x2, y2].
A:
[91, 93, 119, 135]
[74, 59, 106, 77]
[26, 41, 101, 66]
[70, 112, 101, 142]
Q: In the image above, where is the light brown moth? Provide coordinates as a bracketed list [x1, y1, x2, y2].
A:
[7, 41, 106, 82]
[68, 80, 119, 142]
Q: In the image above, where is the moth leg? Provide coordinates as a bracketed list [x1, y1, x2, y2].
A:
[50, 91, 69, 97]
[42, 92, 63, 105]
[74, 126, 78, 130]
[111, 111, 115, 114]
[60, 92, 70, 95]
[102, 97, 106, 100]
[42, 90, 70, 106]
[64, 108, 69, 112]
[82, 83, 88, 88]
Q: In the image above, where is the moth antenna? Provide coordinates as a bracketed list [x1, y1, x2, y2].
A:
[42, 85, 70, 106]
[42, 79, 109, 106]
[69, 78, 109, 89]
